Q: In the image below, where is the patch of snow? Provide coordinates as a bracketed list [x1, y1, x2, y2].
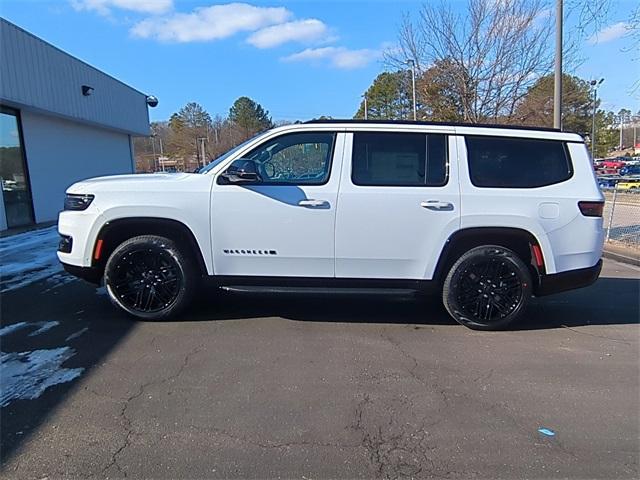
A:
[0, 226, 77, 292]
[65, 327, 89, 342]
[0, 347, 84, 407]
[27, 321, 60, 337]
[0, 322, 28, 337]
[41, 273, 76, 294]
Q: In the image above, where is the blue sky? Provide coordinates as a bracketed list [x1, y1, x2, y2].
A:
[1, 0, 638, 123]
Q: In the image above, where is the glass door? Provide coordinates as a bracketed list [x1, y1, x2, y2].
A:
[0, 107, 34, 228]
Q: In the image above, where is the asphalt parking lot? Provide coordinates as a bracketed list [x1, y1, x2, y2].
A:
[1, 258, 638, 479]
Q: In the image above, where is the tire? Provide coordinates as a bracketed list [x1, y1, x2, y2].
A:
[104, 235, 198, 320]
[442, 245, 532, 330]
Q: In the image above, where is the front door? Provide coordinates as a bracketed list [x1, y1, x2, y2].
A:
[211, 131, 344, 277]
[335, 130, 460, 280]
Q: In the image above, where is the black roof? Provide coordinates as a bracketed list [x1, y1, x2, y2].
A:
[304, 118, 562, 133]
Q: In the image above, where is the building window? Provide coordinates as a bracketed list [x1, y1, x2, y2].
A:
[0, 106, 34, 228]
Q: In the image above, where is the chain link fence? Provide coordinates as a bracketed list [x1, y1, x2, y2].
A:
[602, 181, 640, 251]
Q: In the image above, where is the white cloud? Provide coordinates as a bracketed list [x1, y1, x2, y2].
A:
[247, 19, 330, 48]
[131, 3, 292, 42]
[70, 0, 173, 16]
[283, 46, 380, 69]
[587, 22, 629, 45]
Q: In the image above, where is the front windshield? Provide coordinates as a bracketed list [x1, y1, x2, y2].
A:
[199, 133, 265, 174]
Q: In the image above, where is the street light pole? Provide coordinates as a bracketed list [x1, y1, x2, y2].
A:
[406, 59, 417, 121]
[362, 94, 368, 120]
[553, 0, 563, 130]
[590, 78, 603, 159]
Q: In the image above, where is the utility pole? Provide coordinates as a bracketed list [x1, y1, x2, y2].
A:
[150, 135, 157, 172]
[197, 137, 207, 167]
[406, 59, 417, 121]
[553, 0, 563, 130]
[619, 115, 624, 150]
[590, 78, 603, 159]
[362, 94, 368, 120]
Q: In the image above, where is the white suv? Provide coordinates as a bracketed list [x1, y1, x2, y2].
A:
[58, 120, 604, 330]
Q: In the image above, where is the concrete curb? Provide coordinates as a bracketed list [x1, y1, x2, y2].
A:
[602, 249, 640, 267]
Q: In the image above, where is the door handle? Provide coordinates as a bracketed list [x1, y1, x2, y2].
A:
[420, 200, 454, 211]
[298, 199, 329, 208]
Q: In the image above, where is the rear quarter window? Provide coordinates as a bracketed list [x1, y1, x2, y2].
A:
[465, 136, 573, 188]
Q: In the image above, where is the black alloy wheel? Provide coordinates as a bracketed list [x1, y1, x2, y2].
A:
[104, 235, 197, 320]
[442, 245, 532, 330]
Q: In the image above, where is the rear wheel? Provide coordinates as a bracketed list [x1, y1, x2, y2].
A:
[104, 235, 197, 320]
[442, 245, 532, 330]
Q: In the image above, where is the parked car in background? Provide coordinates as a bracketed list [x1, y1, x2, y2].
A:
[596, 167, 621, 176]
[597, 176, 620, 189]
[58, 120, 604, 330]
[620, 165, 640, 176]
[617, 178, 640, 190]
[600, 160, 625, 169]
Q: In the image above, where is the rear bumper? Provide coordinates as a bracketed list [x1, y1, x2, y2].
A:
[535, 259, 602, 296]
[61, 262, 102, 285]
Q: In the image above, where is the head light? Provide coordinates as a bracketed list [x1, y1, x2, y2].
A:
[64, 193, 94, 211]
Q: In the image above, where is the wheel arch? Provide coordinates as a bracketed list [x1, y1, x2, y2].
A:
[433, 227, 547, 292]
[92, 217, 209, 278]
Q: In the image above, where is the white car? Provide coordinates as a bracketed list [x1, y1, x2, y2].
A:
[58, 120, 604, 330]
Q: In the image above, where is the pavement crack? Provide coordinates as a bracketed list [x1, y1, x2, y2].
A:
[350, 392, 452, 479]
[380, 330, 451, 411]
[101, 344, 203, 477]
[561, 325, 632, 345]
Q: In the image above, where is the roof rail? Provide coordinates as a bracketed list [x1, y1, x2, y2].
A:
[303, 118, 562, 133]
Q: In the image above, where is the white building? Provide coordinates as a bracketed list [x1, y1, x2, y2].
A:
[0, 18, 153, 231]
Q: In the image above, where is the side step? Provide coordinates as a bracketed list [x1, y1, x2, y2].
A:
[219, 286, 419, 296]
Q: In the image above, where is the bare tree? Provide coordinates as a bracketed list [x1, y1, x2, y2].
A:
[626, 6, 640, 65]
[387, 0, 556, 123]
[566, 0, 615, 37]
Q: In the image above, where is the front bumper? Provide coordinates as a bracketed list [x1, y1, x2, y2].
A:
[61, 262, 103, 284]
[535, 259, 602, 296]
[57, 209, 103, 268]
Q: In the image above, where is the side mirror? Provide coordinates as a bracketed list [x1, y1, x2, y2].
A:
[220, 159, 261, 184]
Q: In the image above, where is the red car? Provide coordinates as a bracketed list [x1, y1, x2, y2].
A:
[599, 160, 625, 169]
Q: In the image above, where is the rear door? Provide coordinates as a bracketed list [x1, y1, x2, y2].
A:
[335, 129, 460, 279]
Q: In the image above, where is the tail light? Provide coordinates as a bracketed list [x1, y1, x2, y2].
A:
[578, 201, 604, 217]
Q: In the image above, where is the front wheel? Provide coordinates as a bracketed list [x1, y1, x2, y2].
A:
[442, 245, 532, 330]
[104, 235, 197, 320]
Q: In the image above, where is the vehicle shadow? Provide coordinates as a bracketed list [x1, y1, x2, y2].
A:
[1, 275, 637, 466]
[183, 276, 639, 330]
[0, 281, 136, 465]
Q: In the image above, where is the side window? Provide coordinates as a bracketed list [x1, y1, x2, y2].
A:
[466, 136, 572, 188]
[244, 132, 335, 185]
[352, 132, 448, 186]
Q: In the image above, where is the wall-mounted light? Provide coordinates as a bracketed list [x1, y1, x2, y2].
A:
[146, 95, 159, 107]
[81, 85, 94, 96]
